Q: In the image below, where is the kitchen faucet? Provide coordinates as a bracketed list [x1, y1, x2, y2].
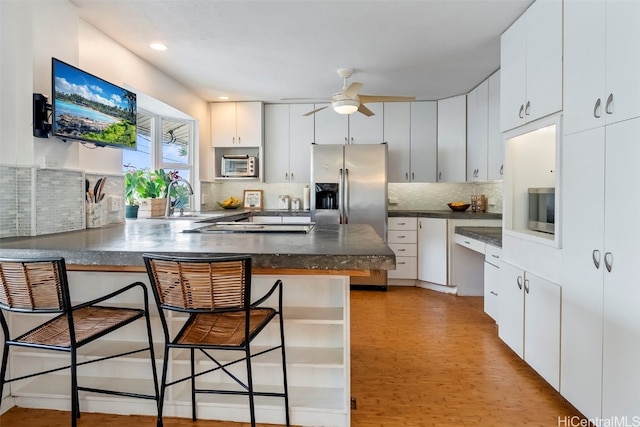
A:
[165, 178, 194, 217]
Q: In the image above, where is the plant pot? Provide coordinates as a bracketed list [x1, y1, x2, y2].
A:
[125, 204, 139, 219]
[138, 198, 167, 218]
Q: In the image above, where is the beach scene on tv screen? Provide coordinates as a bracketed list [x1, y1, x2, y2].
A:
[53, 61, 136, 148]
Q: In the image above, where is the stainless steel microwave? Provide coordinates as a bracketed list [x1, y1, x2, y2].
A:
[221, 155, 258, 177]
[528, 187, 555, 234]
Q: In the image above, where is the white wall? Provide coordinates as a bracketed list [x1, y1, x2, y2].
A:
[0, 0, 209, 177]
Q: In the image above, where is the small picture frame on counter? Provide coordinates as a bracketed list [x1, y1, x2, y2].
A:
[243, 190, 263, 209]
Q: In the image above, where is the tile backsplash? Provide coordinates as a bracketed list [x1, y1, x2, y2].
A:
[201, 180, 503, 213]
[0, 166, 125, 238]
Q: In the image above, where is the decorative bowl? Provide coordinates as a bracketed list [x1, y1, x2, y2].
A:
[447, 202, 471, 212]
[217, 201, 242, 209]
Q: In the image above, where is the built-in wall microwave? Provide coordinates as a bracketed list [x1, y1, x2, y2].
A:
[221, 155, 258, 177]
[528, 187, 555, 234]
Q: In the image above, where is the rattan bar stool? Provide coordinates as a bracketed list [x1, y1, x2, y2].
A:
[143, 253, 289, 427]
[0, 257, 160, 427]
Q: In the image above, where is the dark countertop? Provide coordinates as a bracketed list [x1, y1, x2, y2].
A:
[454, 226, 502, 248]
[0, 218, 395, 272]
[388, 210, 502, 220]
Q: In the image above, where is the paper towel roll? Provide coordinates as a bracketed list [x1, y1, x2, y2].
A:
[303, 185, 310, 210]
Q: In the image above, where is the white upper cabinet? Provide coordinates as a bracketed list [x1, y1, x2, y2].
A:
[288, 104, 314, 183]
[348, 103, 384, 144]
[264, 104, 313, 183]
[437, 95, 466, 182]
[383, 101, 437, 183]
[564, 0, 640, 135]
[211, 102, 263, 147]
[486, 70, 504, 180]
[264, 104, 289, 182]
[384, 102, 411, 183]
[500, 0, 562, 132]
[467, 70, 502, 182]
[466, 79, 489, 181]
[313, 105, 349, 144]
[410, 101, 437, 183]
[313, 103, 383, 144]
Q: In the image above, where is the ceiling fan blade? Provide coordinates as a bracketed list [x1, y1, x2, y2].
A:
[342, 82, 363, 99]
[357, 104, 375, 117]
[303, 106, 328, 116]
[359, 95, 416, 104]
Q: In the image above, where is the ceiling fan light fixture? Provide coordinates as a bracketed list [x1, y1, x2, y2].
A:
[332, 99, 359, 115]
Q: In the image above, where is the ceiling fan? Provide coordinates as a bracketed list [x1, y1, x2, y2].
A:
[293, 68, 416, 117]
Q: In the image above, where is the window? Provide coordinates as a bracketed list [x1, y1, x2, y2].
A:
[124, 110, 196, 211]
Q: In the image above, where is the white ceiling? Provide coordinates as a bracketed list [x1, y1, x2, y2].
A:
[70, 0, 534, 104]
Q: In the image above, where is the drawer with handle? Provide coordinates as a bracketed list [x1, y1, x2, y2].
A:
[388, 230, 418, 244]
[388, 256, 417, 279]
[454, 233, 486, 254]
[388, 217, 417, 231]
[389, 243, 418, 257]
[485, 244, 502, 267]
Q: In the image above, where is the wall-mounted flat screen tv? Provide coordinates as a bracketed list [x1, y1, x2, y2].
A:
[51, 57, 136, 150]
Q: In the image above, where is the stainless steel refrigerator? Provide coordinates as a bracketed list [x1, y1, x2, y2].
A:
[311, 143, 388, 288]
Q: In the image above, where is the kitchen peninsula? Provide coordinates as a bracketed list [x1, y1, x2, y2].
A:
[0, 217, 394, 426]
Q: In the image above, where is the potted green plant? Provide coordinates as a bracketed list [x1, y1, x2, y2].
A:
[124, 168, 172, 218]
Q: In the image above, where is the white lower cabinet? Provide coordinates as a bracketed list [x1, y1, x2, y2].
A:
[387, 217, 417, 280]
[5, 271, 352, 426]
[417, 218, 447, 285]
[561, 118, 640, 420]
[483, 245, 501, 322]
[499, 262, 560, 390]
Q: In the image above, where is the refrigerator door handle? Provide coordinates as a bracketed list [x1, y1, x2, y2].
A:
[338, 168, 344, 224]
[344, 168, 349, 224]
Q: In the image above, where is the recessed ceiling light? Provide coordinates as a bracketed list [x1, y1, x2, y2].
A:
[150, 42, 167, 51]
[218, 96, 229, 100]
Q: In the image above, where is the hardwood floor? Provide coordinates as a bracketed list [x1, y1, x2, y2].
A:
[0, 286, 584, 427]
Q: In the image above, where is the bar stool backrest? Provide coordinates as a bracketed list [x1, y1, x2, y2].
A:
[0, 258, 67, 313]
[144, 254, 251, 312]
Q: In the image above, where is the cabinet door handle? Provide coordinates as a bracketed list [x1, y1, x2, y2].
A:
[490, 291, 498, 296]
[500, 164, 504, 175]
[405, 172, 409, 181]
[345, 137, 348, 144]
[291, 172, 294, 180]
[398, 222, 406, 226]
[237, 136, 241, 144]
[491, 254, 500, 259]
[232, 137, 236, 145]
[411, 172, 415, 181]
[438, 171, 442, 181]
[519, 104, 525, 119]
[398, 261, 406, 265]
[397, 248, 406, 252]
[593, 98, 602, 118]
[525, 101, 531, 116]
[592, 249, 601, 269]
[398, 235, 406, 239]
[605, 93, 614, 115]
[524, 278, 530, 294]
[351, 137, 354, 144]
[517, 276, 523, 290]
[604, 251, 613, 272]
[464, 240, 471, 245]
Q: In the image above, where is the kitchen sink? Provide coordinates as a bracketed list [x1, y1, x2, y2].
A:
[147, 212, 227, 220]
[184, 222, 315, 234]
